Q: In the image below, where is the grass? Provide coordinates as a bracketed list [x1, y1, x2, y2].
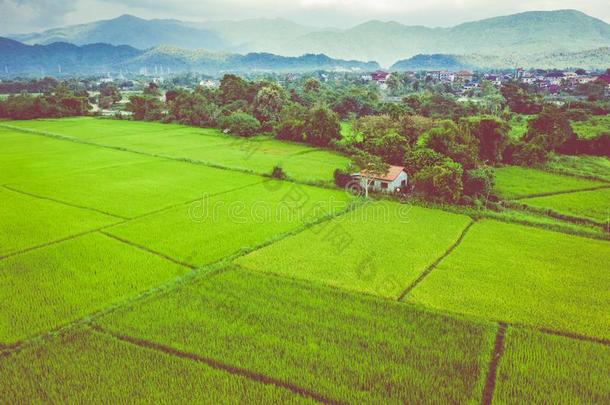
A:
[0, 187, 118, 256]
[98, 268, 495, 404]
[494, 328, 610, 404]
[406, 220, 610, 340]
[521, 188, 610, 224]
[571, 115, 610, 139]
[9, 159, 262, 218]
[507, 115, 534, 139]
[0, 329, 315, 403]
[4, 118, 350, 183]
[105, 181, 353, 267]
[493, 165, 605, 199]
[0, 232, 188, 344]
[546, 154, 610, 182]
[237, 201, 472, 298]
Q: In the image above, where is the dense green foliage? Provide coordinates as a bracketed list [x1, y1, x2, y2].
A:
[407, 220, 610, 340]
[0, 84, 89, 119]
[99, 268, 494, 404]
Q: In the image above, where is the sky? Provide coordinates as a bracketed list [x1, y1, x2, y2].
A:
[1, 0, 609, 34]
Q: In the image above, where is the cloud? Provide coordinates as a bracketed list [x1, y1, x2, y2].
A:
[0, 0, 79, 32]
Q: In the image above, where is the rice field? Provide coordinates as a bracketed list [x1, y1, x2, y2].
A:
[405, 220, 610, 340]
[97, 268, 495, 404]
[546, 154, 610, 182]
[3, 118, 350, 184]
[494, 328, 610, 404]
[520, 187, 610, 224]
[0, 233, 188, 343]
[237, 201, 471, 298]
[571, 115, 610, 139]
[493, 165, 605, 199]
[1, 117, 607, 402]
[0, 330, 314, 403]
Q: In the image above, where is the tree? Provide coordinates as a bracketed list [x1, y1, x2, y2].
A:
[353, 115, 407, 165]
[253, 85, 286, 125]
[98, 83, 121, 107]
[463, 167, 494, 198]
[219, 74, 251, 104]
[303, 78, 321, 93]
[352, 150, 389, 198]
[461, 116, 510, 165]
[302, 105, 341, 146]
[218, 112, 261, 137]
[524, 106, 575, 152]
[412, 158, 463, 204]
[501, 83, 542, 114]
[419, 120, 479, 169]
[126, 95, 163, 121]
[143, 82, 160, 96]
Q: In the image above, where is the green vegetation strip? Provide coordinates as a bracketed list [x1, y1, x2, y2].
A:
[406, 220, 610, 341]
[493, 328, 610, 404]
[0, 329, 317, 404]
[238, 201, 472, 299]
[98, 268, 495, 404]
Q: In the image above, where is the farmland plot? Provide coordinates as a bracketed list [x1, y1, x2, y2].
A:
[5, 118, 350, 183]
[494, 328, 610, 404]
[0, 187, 117, 257]
[237, 201, 472, 298]
[493, 166, 605, 199]
[520, 187, 610, 223]
[105, 181, 352, 267]
[406, 220, 610, 340]
[9, 159, 262, 218]
[0, 233, 188, 343]
[98, 268, 495, 404]
[0, 330, 314, 404]
[0, 127, 151, 184]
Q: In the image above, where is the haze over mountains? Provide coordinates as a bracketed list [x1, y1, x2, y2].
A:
[2, 9, 610, 75]
[0, 37, 378, 76]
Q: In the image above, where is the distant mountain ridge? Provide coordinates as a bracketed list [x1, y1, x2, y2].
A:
[390, 48, 610, 71]
[0, 37, 379, 76]
[8, 10, 610, 67]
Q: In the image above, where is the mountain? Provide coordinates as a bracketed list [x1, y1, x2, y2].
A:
[391, 48, 610, 71]
[10, 15, 229, 51]
[9, 10, 610, 67]
[0, 38, 379, 76]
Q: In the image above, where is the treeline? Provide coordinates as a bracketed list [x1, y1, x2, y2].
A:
[0, 83, 90, 119]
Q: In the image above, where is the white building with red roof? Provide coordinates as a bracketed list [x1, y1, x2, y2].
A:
[354, 165, 408, 193]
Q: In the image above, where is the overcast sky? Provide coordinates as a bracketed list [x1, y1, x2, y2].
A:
[1, 0, 609, 34]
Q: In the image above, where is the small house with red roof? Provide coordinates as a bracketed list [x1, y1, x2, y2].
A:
[354, 165, 408, 193]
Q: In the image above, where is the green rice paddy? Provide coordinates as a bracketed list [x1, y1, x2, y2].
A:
[1, 117, 608, 402]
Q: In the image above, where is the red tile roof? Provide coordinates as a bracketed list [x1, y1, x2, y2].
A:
[360, 165, 405, 181]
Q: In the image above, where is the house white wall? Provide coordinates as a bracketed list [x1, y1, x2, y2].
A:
[358, 171, 408, 193]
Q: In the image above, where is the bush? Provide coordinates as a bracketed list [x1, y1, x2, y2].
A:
[463, 167, 495, 198]
[511, 139, 548, 166]
[219, 112, 261, 137]
[412, 158, 464, 204]
[333, 168, 353, 188]
[275, 119, 305, 142]
[271, 165, 287, 180]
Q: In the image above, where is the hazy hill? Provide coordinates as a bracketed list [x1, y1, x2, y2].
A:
[390, 48, 610, 71]
[9, 10, 610, 67]
[0, 38, 379, 76]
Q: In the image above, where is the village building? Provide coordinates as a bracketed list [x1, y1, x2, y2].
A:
[353, 165, 408, 193]
[456, 70, 474, 82]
